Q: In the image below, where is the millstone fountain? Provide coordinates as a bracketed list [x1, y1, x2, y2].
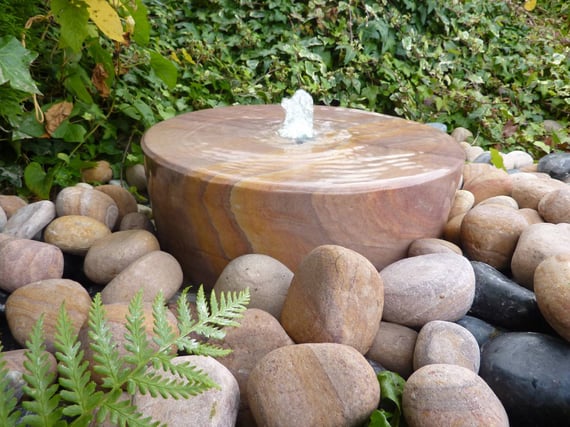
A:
[142, 90, 465, 288]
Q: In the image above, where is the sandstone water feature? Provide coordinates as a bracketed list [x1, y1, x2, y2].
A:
[142, 91, 465, 288]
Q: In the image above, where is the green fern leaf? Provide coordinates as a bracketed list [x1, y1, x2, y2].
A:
[123, 290, 154, 367]
[195, 285, 210, 321]
[21, 314, 65, 426]
[175, 287, 195, 333]
[101, 389, 162, 427]
[151, 292, 177, 350]
[87, 293, 126, 389]
[54, 304, 102, 423]
[0, 344, 21, 427]
[184, 342, 232, 358]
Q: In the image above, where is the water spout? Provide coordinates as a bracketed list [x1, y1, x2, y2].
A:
[278, 89, 314, 141]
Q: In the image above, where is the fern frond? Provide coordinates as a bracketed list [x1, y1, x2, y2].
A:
[21, 314, 65, 426]
[123, 290, 154, 367]
[195, 285, 210, 322]
[151, 292, 177, 350]
[100, 388, 162, 427]
[87, 293, 125, 389]
[54, 303, 101, 422]
[183, 342, 232, 358]
[0, 344, 21, 427]
[175, 287, 195, 333]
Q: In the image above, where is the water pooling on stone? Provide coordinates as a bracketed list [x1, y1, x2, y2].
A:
[142, 103, 465, 288]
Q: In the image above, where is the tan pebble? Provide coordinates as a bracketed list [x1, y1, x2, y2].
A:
[55, 185, 119, 229]
[403, 364, 509, 427]
[0, 195, 27, 218]
[443, 213, 466, 246]
[511, 172, 567, 209]
[519, 208, 544, 225]
[365, 321, 417, 378]
[44, 215, 111, 255]
[81, 160, 113, 184]
[448, 189, 475, 220]
[538, 187, 570, 223]
[408, 238, 462, 257]
[476, 195, 519, 209]
[94, 184, 138, 228]
[462, 163, 512, 204]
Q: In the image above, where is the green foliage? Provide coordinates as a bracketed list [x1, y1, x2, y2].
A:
[368, 370, 407, 427]
[1, 0, 568, 195]
[0, 286, 250, 426]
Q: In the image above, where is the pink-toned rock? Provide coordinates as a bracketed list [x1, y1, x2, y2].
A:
[380, 253, 475, 328]
[214, 254, 293, 318]
[0, 238, 64, 293]
[43, 215, 111, 255]
[448, 189, 475, 220]
[101, 250, 183, 304]
[462, 163, 512, 204]
[55, 185, 119, 229]
[538, 187, 570, 223]
[247, 343, 380, 427]
[407, 238, 462, 257]
[5, 279, 91, 353]
[511, 172, 567, 209]
[413, 320, 480, 373]
[519, 208, 544, 225]
[443, 212, 465, 246]
[365, 321, 418, 379]
[125, 164, 147, 192]
[95, 184, 138, 228]
[215, 308, 294, 419]
[83, 229, 160, 285]
[476, 195, 519, 209]
[460, 203, 528, 271]
[511, 222, 570, 289]
[119, 212, 155, 233]
[134, 355, 240, 427]
[1, 349, 58, 400]
[0, 195, 27, 218]
[280, 245, 384, 354]
[81, 160, 113, 184]
[534, 254, 570, 342]
[403, 364, 509, 427]
[451, 127, 473, 143]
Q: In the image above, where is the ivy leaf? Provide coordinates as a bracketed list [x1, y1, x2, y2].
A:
[85, 0, 126, 43]
[149, 51, 178, 89]
[127, 0, 151, 46]
[24, 162, 54, 200]
[50, 0, 90, 53]
[0, 36, 41, 94]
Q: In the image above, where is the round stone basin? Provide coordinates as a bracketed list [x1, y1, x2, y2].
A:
[142, 105, 465, 288]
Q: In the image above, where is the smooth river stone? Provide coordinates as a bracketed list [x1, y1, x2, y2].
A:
[0, 195, 27, 218]
[456, 315, 503, 348]
[100, 250, 183, 304]
[143, 105, 465, 288]
[407, 237, 462, 257]
[83, 229, 160, 285]
[0, 238, 64, 293]
[460, 203, 527, 271]
[470, 261, 549, 332]
[43, 215, 111, 255]
[538, 187, 570, 223]
[365, 321, 418, 379]
[55, 185, 119, 229]
[511, 222, 570, 290]
[380, 253, 475, 328]
[134, 355, 239, 427]
[447, 189, 475, 220]
[462, 163, 512, 204]
[280, 245, 384, 354]
[403, 364, 509, 427]
[537, 151, 570, 181]
[534, 254, 570, 342]
[510, 171, 568, 209]
[480, 332, 570, 426]
[2, 200, 56, 239]
[214, 308, 294, 419]
[213, 253, 293, 318]
[94, 184, 138, 227]
[81, 159, 113, 184]
[5, 279, 91, 353]
[247, 343, 380, 427]
[413, 320, 480, 373]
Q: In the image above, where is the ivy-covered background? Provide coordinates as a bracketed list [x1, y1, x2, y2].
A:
[0, 0, 568, 198]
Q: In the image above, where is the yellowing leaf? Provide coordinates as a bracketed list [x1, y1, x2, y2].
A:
[85, 0, 125, 43]
[524, 0, 537, 11]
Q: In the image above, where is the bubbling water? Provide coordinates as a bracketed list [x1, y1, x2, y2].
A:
[278, 89, 314, 141]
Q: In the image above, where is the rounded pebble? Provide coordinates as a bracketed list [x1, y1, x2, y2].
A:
[280, 245, 384, 354]
[407, 237, 462, 257]
[43, 215, 111, 255]
[403, 364, 509, 427]
[83, 229, 160, 285]
[537, 187, 570, 223]
[247, 343, 380, 427]
[380, 253, 475, 328]
[214, 254, 293, 319]
[94, 184, 138, 228]
[2, 200, 56, 239]
[81, 160, 113, 184]
[413, 320, 480, 373]
[56, 185, 119, 230]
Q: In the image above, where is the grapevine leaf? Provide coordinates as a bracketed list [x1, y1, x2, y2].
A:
[50, 0, 90, 53]
[0, 36, 41, 94]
